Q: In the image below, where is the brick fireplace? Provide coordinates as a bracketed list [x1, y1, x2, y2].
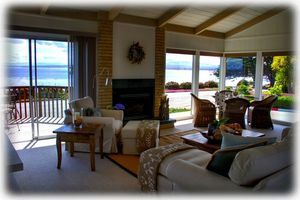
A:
[96, 20, 165, 118]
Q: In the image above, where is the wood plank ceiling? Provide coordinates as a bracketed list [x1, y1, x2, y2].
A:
[10, 5, 286, 39]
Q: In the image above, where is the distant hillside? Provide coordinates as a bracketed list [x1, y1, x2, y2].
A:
[167, 64, 219, 70]
[226, 58, 243, 70]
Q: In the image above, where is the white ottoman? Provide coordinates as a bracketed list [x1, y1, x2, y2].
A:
[121, 120, 160, 155]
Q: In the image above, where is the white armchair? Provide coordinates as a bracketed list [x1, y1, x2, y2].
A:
[64, 96, 123, 153]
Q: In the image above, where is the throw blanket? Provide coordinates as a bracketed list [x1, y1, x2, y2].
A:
[136, 120, 159, 153]
[138, 143, 196, 192]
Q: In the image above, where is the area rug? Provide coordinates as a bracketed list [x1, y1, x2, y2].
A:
[106, 129, 200, 177]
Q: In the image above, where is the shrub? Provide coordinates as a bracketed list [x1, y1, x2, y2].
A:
[204, 80, 218, 88]
[199, 82, 205, 89]
[237, 84, 250, 95]
[273, 96, 294, 109]
[179, 82, 192, 89]
[165, 81, 180, 90]
[237, 79, 249, 86]
[225, 86, 233, 91]
[268, 84, 283, 96]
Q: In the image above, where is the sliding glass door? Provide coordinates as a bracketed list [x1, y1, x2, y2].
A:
[6, 37, 70, 140]
[34, 39, 69, 138]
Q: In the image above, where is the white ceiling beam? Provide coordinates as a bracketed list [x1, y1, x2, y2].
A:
[225, 8, 285, 38]
[195, 7, 243, 35]
[40, 5, 50, 15]
[157, 7, 186, 27]
[108, 7, 123, 21]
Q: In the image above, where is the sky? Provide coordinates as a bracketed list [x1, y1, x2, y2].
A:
[7, 38, 220, 68]
[7, 38, 68, 66]
[166, 53, 221, 69]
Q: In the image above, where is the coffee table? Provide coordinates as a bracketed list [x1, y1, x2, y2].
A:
[181, 129, 265, 154]
[53, 123, 104, 171]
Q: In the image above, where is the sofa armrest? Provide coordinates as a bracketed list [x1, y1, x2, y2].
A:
[253, 165, 293, 192]
[101, 109, 124, 121]
[165, 159, 246, 192]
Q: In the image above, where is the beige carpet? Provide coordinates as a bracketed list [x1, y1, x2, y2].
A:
[9, 144, 141, 193]
[107, 129, 200, 176]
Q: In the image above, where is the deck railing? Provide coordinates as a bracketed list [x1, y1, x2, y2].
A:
[6, 86, 69, 121]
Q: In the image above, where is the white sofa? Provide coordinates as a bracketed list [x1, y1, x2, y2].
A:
[156, 131, 293, 192]
[65, 96, 123, 153]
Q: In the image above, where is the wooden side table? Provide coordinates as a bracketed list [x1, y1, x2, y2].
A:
[53, 123, 104, 171]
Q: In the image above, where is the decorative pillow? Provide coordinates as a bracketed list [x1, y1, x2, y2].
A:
[228, 139, 292, 186]
[206, 142, 267, 177]
[63, 109, 73, 124]
[82, 107, 102, 117]
[221, 132, 277, 149]
[93, 108, 102, 117]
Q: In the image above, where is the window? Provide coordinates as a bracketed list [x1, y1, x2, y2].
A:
[7, 38, 30, 86]
[6, 38, 68, 87]
[225, 56, 256, 99]
[199, 55, 220, 102]
[165, 53, 193, 118]
[262, 55, 294, 111]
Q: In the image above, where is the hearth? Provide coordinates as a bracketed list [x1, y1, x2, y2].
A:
[112, 79, 154, 121]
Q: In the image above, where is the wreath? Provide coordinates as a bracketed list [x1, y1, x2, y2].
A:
[127, 42, 145, 64]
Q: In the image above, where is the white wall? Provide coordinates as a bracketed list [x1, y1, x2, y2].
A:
[166, 31, 224, 53]
[8, 12, 98, 34]
[224, 10, 294, 52]
[113, 22, 155, 79]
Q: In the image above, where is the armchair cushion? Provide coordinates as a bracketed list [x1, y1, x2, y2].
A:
[221, 132, 277, 149]
[81, 114, 123, 153]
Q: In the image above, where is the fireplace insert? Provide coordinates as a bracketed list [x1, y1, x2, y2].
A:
[112, 79, 154, 121]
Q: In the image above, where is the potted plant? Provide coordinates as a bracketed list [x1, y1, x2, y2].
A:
[207, 118, 228, 143]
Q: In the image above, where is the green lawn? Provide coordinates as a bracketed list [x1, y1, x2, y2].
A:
[169, 108, 191, 113]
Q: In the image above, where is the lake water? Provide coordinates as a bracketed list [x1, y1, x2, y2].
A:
[6, 66, 270, 87]
[6, 66, 68, 86]
[166, 69, 219, 83]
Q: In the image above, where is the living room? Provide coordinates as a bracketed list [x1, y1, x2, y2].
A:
[2, 0, 297, 197]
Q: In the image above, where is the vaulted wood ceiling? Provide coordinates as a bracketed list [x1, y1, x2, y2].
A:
[10, 5, 286, 39]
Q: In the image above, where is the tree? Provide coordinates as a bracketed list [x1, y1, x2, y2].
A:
[213, 56, 290, 89]
[243, 57, 256, 85]
[243, 56, 277, 87]
[263, 56, 276, 87]
[271, 56, 294, 93]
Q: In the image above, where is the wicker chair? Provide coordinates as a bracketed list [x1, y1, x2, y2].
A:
[224, 97, 250, 129]
[191, 93, 216, 127]
[247, 95, 278, 129]
[214, 90, 233, 119]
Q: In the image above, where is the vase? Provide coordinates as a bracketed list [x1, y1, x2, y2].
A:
[207, 124, 216, 136]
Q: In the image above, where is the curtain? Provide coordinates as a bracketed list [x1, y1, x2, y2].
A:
[69, 36, 96, 103]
